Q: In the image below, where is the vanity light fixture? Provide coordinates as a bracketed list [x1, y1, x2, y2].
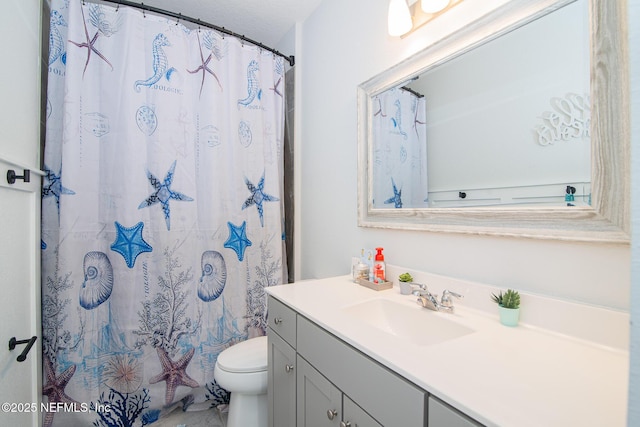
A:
[421, 0, 450, 14]
[388, 0, 412, 37]
[389, 0, 464, 37]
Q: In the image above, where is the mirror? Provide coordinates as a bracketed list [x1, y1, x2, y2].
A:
[372, 0, 589, 209]
[357, 0, 629, 242]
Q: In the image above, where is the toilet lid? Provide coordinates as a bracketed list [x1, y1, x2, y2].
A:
[217, 336, 268, 373]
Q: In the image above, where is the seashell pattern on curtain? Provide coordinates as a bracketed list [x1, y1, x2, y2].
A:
[41, 1, 286, 425]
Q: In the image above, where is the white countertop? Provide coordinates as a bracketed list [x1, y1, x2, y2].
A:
[266, 275, 629, 427]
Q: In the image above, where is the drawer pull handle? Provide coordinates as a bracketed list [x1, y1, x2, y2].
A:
[340, 422, 352, 427]
[285, 364, 294, 373]
[274, 317, 283, 325]
[327, 409, 338, 420]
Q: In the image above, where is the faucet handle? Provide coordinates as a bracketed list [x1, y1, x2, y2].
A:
[440, 289, 463, 307]
[410, 283, 428, 296]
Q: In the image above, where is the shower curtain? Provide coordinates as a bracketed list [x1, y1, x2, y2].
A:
[371, 87, 427, 208]
[42, 1, 286, 425]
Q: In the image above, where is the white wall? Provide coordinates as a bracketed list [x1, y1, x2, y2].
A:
[296, 0, 630, 311]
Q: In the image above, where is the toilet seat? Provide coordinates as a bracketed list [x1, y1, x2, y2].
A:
[216, 335, 268, 373]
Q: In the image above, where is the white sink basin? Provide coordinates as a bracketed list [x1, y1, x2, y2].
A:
[342, 298, 474, 346]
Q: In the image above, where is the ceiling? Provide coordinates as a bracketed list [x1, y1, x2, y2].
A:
[130, 0, 323, 49]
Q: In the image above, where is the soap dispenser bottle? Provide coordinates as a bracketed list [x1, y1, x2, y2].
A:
[373, 247, 386, 282]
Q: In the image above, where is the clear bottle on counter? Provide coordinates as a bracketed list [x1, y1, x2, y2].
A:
[353, 261, 369, 282]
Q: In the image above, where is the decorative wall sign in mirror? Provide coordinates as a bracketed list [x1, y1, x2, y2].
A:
[358, 0, 629, 242]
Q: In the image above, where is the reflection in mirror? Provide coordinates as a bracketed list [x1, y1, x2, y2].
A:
[372, 87, 428, 208]
[358, 0, 629, 242]
[371, 0, 590, 209]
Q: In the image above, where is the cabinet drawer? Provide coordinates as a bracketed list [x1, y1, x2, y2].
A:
[268, 295, 297, 347]
[297, 316, 426, 427]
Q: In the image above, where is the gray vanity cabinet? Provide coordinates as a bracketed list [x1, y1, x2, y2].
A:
[296, 316, 426, 427]
[268, 330, 296, 427]
[267, 295, 483, 427]
[268, 297, 297, 427]
[268, 296, 297, 346]
[428, 396, 483, 427]
[296, 355, 341, 426]
[343, 395, 383, 427]
[297, 355, 382, 427]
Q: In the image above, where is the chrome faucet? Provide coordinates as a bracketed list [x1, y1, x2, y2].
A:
[410, 283, 428, 295]
[415, 289, 463, 313]
[440, 289, 463, 309]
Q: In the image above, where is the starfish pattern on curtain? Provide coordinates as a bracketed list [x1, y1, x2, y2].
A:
[41, 1, 287, 425]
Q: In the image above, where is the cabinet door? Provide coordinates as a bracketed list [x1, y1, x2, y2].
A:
[343, 395, 383, 427]
[268, 330, 296, 427]
[296, 355, 341, 427]
[429, 396, 484, 427]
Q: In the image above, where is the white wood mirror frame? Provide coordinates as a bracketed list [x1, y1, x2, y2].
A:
[357, 0, 629, 243]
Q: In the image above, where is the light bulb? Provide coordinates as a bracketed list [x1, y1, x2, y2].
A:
[388, 0, 412, 37]
[421, 0, 450, 14]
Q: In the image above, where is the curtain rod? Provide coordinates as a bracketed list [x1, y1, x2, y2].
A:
[92, 0, 295, 66]
[400, 86, 424, 98]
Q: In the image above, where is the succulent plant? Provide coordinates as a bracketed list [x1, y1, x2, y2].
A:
[491, 289, 520, 309]
[399, 272, 414, 282]
[491, 291, 503, 305]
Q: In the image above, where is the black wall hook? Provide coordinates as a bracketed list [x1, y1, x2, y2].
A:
[8, 336, 37, 362]
[7, 169, 30, 184]
[459, 191, 467, 199]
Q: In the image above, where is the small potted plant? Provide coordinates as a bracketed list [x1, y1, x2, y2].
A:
[491, 289, 521, 326]
[398, 272, 414, 295]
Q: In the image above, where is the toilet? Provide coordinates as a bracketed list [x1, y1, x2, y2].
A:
[214, 336, 268, 427]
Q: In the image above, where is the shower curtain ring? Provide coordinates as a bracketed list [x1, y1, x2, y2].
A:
[176, 13, 181, 25]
